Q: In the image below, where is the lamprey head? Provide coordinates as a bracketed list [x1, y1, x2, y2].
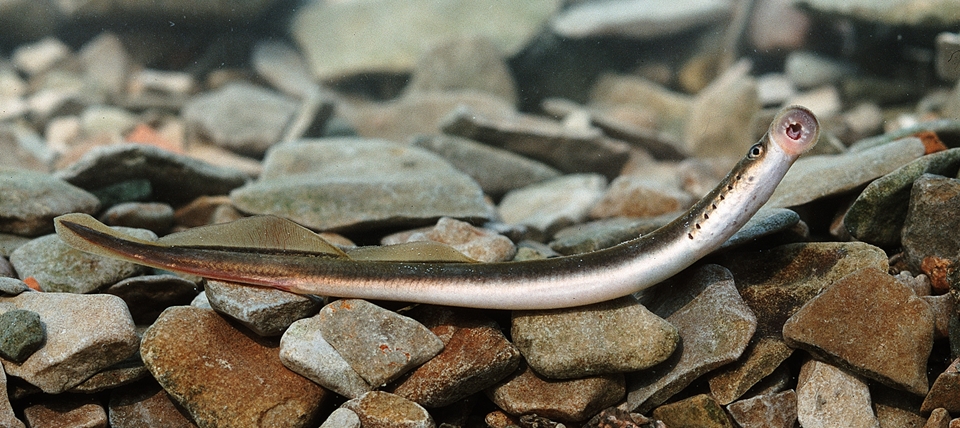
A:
[767, 105, 819, 158]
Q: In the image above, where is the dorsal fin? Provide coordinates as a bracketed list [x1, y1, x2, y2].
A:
[346, 241, 477, 263]
[157, 215, 347, 257]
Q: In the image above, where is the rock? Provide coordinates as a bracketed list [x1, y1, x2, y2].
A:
[708, 241, 889, 404]
[405, 36, 517, 104]
[319, 408, 361, 428]
[55, 144, 249, 205]
[342, 391, 434, 428]
[69, 356, 149, 394]
[100, 202, 175, 234]
[784, 51, 855, 89]
[498, 173, 607, 236]
[512, 296, 677, 379]
[552, 0, 732, 39]
[588, 174, 694, 219]
[589, 73, 691, 138]
[487, 363, 624, 423]
[22, 395, 107, 428]
[0, 278, 30, 295]
[0, 293, 139, 394]
[381, 217, 515, 263]
[230, 139, 492, 232]
[317, 299, 443, 387]
[0, 234, 30, 258]
[140, 306, 327, 428]
[0, 369, 23, 428]
[923, 294, 955, 340]
[936, 32, 960, 81]
[651, 394, 735, 428]
[924, 408, 951, 427]
[795, 0, 960, 27]
[204, 279, 321, 337]
[79, 32, 129, 97]
[718, 207, 802, 250]
[0, 169, 99, 236]
[749, 0, 810, 52]
[182, 82, 299, 157]
[440, 106, 630, 178]
[767, 137, 926, 208]
[726, 390, 798, 428]
[783, 268, 933, 395]
[280, 315, 373, 399]
[684, 60, 760, 159]
[390, 306, 521, 407]
[549, 216, 667, 255]
[109, 381, 198, 428]
[86, 179, 152, 209]
[10, 227, 154, 293]
[12, 37, 70, 76]
[103, 275, 198, 325]
[902, 175, 960, 292]
[626, 264, 756, 413]
[410, 134, 561, 197]
[291, 0, 559, 79]
[795, 359, 880, 428]
[755, 73, 797, 106]
[0, 309, 43, 363]
[921, 357, 960, 413]
[785, 85, 842, 120]
[845, 149, 960, 247]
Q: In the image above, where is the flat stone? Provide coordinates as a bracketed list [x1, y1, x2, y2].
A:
[626, 264, 756, 413]
[588, 174, 693, 219]
[795, 0, 960, 27]
[55, 143, 249, 205]
[0, 169, 99, 236]
[552, 0, 732, 39]
[487, 363, 624, 423]
[0, 293, 139, 394]
[279, 314, 373, 399]
[390, 306, 521, 408]
[103, 275, 199, 325]
[498, 173, 607, 236]
[109, 380, 198, 428]
[342, 391, 434, 428]
[205, 279, 321, 337]
[923, 294, 954, 340]
[902, 174, 960, 292]
[718, 207, 802, 250]
[140, 306, 327, 428]
[684, 60, 760, 159]
[845, 149, 960, 247]
[317, 299, 443, 387]
[381, 217, 516, 263]
[549, 216, 667, 255]
[411, 134, 561, 197]
[87, 179, 152, 209]
[230, 139, 492, 232]
[10, 227, 154, 293]
[182, 82, 299, 157]
[69, 356, 148, 394]
[512, 296, 678, 379]
[767, 137, 926, 208]
[23, 395, 107, 428]
[319, 408, 361, 428]
[99, 202, 175, 235]
[921, 357, 960, 413]
[291, 0, 559, 79]
[0, 278, 30, 295]
[708, 241, 889, 403]
[0, 368, 23, 428]
[440, 106, 630, 178]
[726, 390, 798, 428]
[589, 73, 691, 139]
[0, 309, 43, 363]
[405, 36, 517, 104]
[796, 359, 880, 428]
[783, 267, 933, 395]
[651, 394, 735, 428]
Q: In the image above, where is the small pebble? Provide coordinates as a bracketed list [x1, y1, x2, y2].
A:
[99, 202, 175, 234]
[499, 173, 607, 237]
[902, 174, 960, 292]
[23, 395, 107, 428]
[795, 359, 879, 428]
[205, 279, 321, 337]
[0, 309, 44, 363]
[487, 363, 624, 423]
[0, 169, 99, 236]
[921, 357, 960, 414]
[280, 314, 373, 399]
[12, 37, 70, 76]
[318, 408, 361, 428]
[589, 174, 693, 219]
[103, 274, 199, 325]
[381, 217, 516, 263]
[342, 391, 435, 428]
[726, 390, 798, 428]
[651, 394, 734, 428]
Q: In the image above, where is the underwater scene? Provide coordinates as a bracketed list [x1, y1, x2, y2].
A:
[0, 0, 959, 426]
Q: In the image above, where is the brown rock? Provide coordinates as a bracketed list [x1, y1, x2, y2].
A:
[651, 394, 734, 428]
[783, 268, 933, 395]
[925, 408, 950, 428]
[726, 390, 798, 428]
[140, 306, 327, 428]
[23, 395, 107, 428]
[922, 357, 960, 413]
[487, 363, 624, 423]
[588, 174, 694, 219]
[0, 369, 23, 428]
[109, 381, 197, 428]
[391, 306, 521, 408]
[684, 60, 759, 159]
[796, 359, 879, 428]
[902, 175, 960, 291]
[342, 391, 434, 428]
[381, 217, 516, 263]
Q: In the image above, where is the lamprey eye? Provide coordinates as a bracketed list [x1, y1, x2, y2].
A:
[747, 143, 763, 159]
[769, 105, 820, 157]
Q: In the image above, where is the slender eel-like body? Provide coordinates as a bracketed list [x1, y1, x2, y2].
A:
[55, 106, 819, 310]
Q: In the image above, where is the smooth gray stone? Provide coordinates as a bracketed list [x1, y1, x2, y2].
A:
[0, 309, 43, 363]
[280, 315, 372, 399]
[0, 169, 99, 237]
[205, 279, 321, 337]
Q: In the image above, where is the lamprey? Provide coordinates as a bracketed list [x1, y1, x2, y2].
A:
[54, 106, 819, 310]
